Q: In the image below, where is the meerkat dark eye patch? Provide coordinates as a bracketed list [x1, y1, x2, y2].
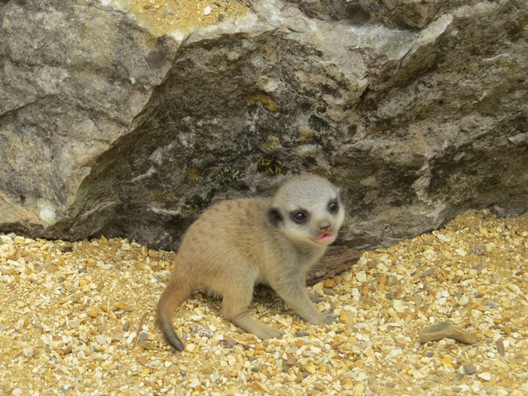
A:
[290, 210, 308, 224]
[267, 207, 284, 228]
[327, 199, 339, 214]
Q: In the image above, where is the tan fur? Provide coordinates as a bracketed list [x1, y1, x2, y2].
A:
[157, 174, 345, 351]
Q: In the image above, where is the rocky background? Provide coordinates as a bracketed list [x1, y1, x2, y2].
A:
[1, 0, 527, 251]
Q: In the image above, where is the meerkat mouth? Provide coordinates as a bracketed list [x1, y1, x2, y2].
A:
[312, 233, 336, 245]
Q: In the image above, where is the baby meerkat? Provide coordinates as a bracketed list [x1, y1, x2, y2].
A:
[157, 174, 345, 351]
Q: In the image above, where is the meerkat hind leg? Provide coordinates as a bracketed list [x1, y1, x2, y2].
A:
[221, 284, 283, 339]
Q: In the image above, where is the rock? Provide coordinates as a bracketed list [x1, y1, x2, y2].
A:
[419, 321, 478, 345]
[477, 372, 492, 381]
[496, 338, 505, 356]
[0, 0, 527, 251]
[139, 341, 157, 350]
[323, 279, 336, 288]
[462, 364, 477, 375]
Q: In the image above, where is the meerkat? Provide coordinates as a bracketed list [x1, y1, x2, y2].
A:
[157, 174, 345, 351]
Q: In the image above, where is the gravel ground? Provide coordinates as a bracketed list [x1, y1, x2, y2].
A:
[1, 209, 527, 395]
[126, 0, 251, 36]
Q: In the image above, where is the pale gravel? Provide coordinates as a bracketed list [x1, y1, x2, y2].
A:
[0, 209, 527, 395]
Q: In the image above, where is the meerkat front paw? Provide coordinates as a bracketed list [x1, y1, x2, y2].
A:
[308, 308, 336, 325]
[320, 308, 337, 324]
[308, 291, 323, 303]
[258, 325, 284, 339]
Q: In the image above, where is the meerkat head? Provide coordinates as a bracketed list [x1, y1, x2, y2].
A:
[267, 174, 345, 247]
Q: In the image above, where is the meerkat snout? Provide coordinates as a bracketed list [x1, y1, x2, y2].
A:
[157, 173, 345, 352]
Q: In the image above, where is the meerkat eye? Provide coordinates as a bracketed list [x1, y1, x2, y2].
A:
[328, 200, 339, 214]
[290, 211, 308, 224]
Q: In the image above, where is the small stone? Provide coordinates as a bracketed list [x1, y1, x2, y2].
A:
[394, 337, 407, 348]
[436, 233, 451, 242]
[295, 331, 309, 337]
[222, 336, 237, 348]
[353, 383, 365, 396]
[60, 245, 73, 253]
[478, 372, 492, 381]
[463, 364, 477, 375]
[46, 264, 58, 273]
[323, 279, 336, 288]
[61, 346, 72, 356]
[114, 301, 132, 311]
[342, 380, 354, 390]
[355, 271, 367, 282]
[423, 249, 437, 260]
[441, 355, 454, 367]
[70, 321, 80, 329]
[304, 362, 317, 374]
[139, 341, 157, 350]
[86, 308, 99, 318]
[136, 355, 148, 366]
[200, 363, 215, 374]
[456, 294, 470, 306]
[254, 381, 270, 393]
[393, 299, 405, 313]
[470, 244, 486, 256]
[85, 258, 97, 267]
[60, 386, 72, 394]
[496, 338, 505, 356]
[387, 275, 398, 286]
[419, 322, 477, 344]
[22, 347, 34, 358]
[285, 353, 296, 366]
[340, 311, 356, 326]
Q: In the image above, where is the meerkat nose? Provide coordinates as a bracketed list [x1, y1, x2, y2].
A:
[318, 221, 331, 231]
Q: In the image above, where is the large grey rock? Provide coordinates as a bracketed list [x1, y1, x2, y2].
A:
[0, 0, 527, 250]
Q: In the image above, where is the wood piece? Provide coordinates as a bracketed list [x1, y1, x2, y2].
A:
[306, 246, 360, 286]
[419, 321, 478, 345]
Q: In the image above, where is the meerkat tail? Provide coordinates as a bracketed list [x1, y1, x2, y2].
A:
[156, 279, 193, 352]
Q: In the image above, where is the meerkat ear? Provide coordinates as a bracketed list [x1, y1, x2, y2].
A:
[267, 207, 284, 228]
